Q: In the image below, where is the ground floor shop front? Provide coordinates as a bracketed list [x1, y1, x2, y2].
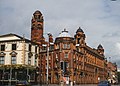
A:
[0, 65, 38, 85]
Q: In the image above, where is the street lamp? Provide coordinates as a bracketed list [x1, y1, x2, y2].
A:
[39, 32, 51, 86]
[46, 33, 51, 86]
[46, 42, 49, 86]
[9, 65, 12, 86]
[41, 33, 51, 86]
[2, 68, 5, 85]
[27, 67, 30, 82]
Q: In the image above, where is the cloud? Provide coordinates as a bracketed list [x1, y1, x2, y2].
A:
[116, 43, 120, 53]
[103, 31, 120, 38]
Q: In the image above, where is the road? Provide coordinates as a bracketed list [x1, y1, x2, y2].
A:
[33, 84, 119, 86]
[1, 84, 119, 86]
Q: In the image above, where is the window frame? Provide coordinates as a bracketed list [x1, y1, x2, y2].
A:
[63, 43, 70, 49]
[11, 56, 17, 64]
[0, 56, 4, 64]
[12, 44, 17, 50]
[64, 53, 68, 58]
[28, 56, 31, 65]
[1, 44, 5, 51]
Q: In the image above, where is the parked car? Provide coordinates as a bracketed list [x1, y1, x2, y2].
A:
[16, 80, 31, 86]
[98, 81, 111, 86]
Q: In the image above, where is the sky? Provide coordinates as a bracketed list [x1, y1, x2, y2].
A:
[0, 0, 120, 67]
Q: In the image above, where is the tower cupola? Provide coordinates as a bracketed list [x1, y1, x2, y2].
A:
[33, 10, 43, 22]
[97, 44, 104, 55]
[74, 27, 86, 46]
[76, 27, 84, 33]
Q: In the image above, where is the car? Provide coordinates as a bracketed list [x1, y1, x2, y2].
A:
[98, 81, 111, 86]
[16, 80, 31, 86]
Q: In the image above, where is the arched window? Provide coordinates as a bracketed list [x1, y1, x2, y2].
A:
[0, 52, 5, 64]
[10, 51, 17, 64]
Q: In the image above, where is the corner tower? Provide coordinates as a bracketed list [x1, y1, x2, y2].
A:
[31, 10, 44, 44]
[74, 27, 86, 46]
[97, 44, 104, 55]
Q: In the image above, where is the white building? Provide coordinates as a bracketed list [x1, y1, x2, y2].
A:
[0, 33, 39, 84]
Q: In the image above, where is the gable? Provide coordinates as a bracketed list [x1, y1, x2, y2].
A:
[0, 33, 22, 41]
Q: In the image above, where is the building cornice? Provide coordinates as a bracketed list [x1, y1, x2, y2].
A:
[84, 45, 104, 60]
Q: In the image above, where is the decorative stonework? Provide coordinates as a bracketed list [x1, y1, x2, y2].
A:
[0, 52, 6, 56]
[10, 51, 17, 56]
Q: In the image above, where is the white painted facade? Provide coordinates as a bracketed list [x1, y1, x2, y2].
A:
[0, 33, 39, 66]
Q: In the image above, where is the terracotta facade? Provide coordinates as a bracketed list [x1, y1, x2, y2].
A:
[31, 10, 108, 84]
[107, 62, 118, 84]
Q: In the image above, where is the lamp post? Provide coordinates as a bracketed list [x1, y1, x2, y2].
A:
[2, 68, 5, 85]
[9, 66, 12, 86]
[27, 67, 30, 82]
[46, 33, 51, 86]
[46, 42, 49, 86]
[39, 33, 51, 86]
[70, 50, 73, 86]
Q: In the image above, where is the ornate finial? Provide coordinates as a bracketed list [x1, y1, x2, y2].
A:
[97, 44, 103, 49]
[64, 28, 66, 31]
[62, 28, 68, 33]
[76, 27, 84, 33]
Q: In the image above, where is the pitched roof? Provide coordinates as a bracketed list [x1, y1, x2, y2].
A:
[0, 33, 39, 45]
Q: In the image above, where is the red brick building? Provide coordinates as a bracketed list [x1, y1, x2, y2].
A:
[107, 62, 118, 84]
[31, 10, 108, 84]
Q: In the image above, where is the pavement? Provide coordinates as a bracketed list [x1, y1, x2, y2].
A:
[32, 84, 120, 86]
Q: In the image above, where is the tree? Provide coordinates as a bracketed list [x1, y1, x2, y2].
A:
[117, 72, 120, 83]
